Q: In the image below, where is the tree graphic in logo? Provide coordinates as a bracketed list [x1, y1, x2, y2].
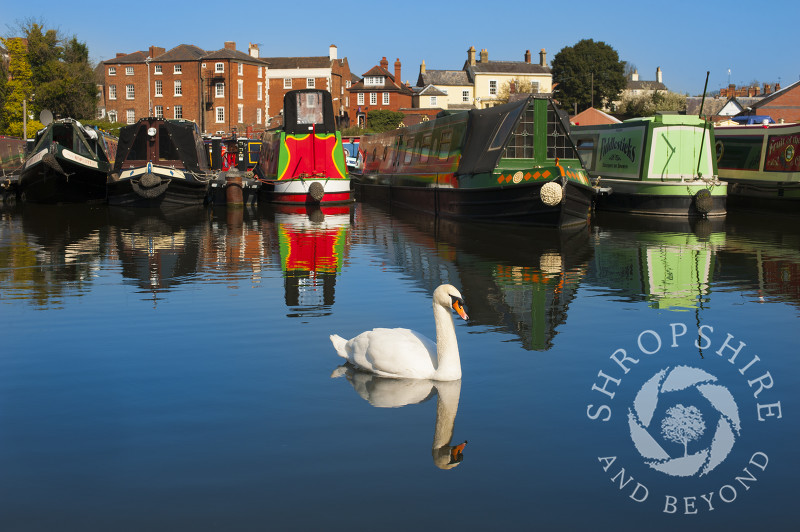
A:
[628, 366, 740, 477]
[661, 405, 706, 457]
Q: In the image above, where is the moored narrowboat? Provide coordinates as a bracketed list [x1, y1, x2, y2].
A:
[355, 95, 595, 228]
[571, 114, 726, 217]
[255, 89, 352, 205]
[1, 135, 27, 202]
[18, 119, 118, 204]
[714, 121, 800, 214]
[108, 118, 215, 207]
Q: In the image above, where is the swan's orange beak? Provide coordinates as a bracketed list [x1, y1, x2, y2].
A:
[450, 441, 467, 464]
[451, 297, 468, 321]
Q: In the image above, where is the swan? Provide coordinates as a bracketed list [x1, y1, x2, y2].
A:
[329, 284, 468, 380]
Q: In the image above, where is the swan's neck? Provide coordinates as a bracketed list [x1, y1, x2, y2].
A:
[432, 380, 461, 448]
[433, 302, 461, 380]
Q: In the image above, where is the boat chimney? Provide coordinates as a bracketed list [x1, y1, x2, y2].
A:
[329, 44, 338, 61]
[480, 48, 488, 63]
[539, 48, 546, 67]
[224, 41, 236, 51]
[656, 67, 662, 84]
[394, 58, 401, 82]
[467, 46, 476, 66]
[249, 43, 260, 58]
[525, 50, 531, 64]
[420, 59, 426, 75]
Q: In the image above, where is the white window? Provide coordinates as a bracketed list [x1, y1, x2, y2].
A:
[108, 85, 117, 100]
[215, 62, 224, 73]
[126, 109, 135, 124]
[154, 80, 162, 97]
[357, 93, 364, 105]
[216, 83, 224, 97]
[364, 76, 383, 86]
[462, 90, 470, 102]
[154, 105, 163, 118]
[174, 105, 183, 119]
[258, 67, 262, 78]
[370, 92, 377, 105]
[108, 111, 117, 122]
[154, 65, 162, 75]
[382, 92, 390, 105]
[108, 67, 116, 76]
[283, 78, 292, 89]
[238, 62, 243, 75]
[489, 80, 497, 96]
[257, 82, 263, 101]
[126, 66, 134, 75]
[346, 96, 349, 107]
[430, 96, 437, 106]
[126, 84, 135, 99]
[174, 64, 182, 74]
[216, 107, 225, 123]
[346, 80, 351, 88]
[238, 79, 243, 99]
[237, 104, 243, 123]
[307, 78, 315, 89]
[174, 80, 182, 96]
[257, 108, 262, 124]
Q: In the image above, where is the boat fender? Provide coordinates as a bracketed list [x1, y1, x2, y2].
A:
[694, 189, 712, 213]
[43, 153, 66, 176]
[540, 181, 563, 206]
[308, 181, 325, 202]
[131, 172, 170, 199]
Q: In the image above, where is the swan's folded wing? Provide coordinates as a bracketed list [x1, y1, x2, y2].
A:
[346, 328, 437, 378]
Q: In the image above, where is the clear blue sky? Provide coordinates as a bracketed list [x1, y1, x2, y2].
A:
[3, 0, 796, 97]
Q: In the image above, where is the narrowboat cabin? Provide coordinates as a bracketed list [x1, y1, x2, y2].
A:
[571, 114, 726, 217]
[108, 118, 214, 207]
[255, 89, 352, 205]
[714, 121, 800, 214]
[356, 95, 595, 228]
[18, 119, 118, 203]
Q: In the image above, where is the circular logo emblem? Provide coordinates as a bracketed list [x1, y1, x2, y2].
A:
[785, 145, 795, 162]
[512, 171, 524, 184]
[628, 365, 741, 477]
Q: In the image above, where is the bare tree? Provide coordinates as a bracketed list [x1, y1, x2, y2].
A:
[661, 404, 706, 457]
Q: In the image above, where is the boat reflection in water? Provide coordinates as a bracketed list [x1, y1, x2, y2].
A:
[109, 206, 209, 300]
[273, 205, 351, 317]
[588, 213, 727, 310]
[355, 203, 593, 350]
[332, 365, 467, 470]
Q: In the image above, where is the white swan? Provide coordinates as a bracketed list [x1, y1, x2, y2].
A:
[329, 284, 468, 381]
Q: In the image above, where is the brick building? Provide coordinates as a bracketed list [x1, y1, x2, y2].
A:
[261, 45, 351, 128]
[101, 42, 268, 136]
[734, 80, 800, 123]
[349, 57, 414, 127]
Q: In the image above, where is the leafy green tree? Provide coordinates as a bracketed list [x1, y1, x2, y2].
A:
[551, 39, 626, 113]
[617, 91, 687, 118]
[0, 36, 43, 137]
[495, 79, 539, 104]
[366, 110, 404, 132]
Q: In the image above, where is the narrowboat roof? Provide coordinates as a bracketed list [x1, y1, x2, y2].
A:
[114, 118, 208, 173]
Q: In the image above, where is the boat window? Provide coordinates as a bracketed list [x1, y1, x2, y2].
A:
[382, 146, 388, 161]
[488, 112, 517, 151]
[53, 126, 73, 151]
[716, 137, 761, 171]
[405, 140, 415, 164]
[248, 142, 261, 165]
[295, 91, 323, 126]
[158, 125, 180, 161]
[503, 105, 535, 159]
[439, 131, 452, 159]
[129, 125, 150, 160]
[420, 134, 431, 163]
[372, 148, 377, 162]
[546, 105, 578, 160]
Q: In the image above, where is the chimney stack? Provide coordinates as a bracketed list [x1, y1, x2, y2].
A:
[467, 46, 476, 66]
[656, 67, 662, 84]
[420, 59, 426, 75]
[539, 48, 546, 67]
[632, 70, 639, 82]
[148, 46, 165, 58]
[380, 56, 389, 70]
[480, 48, 488, 63]
[525, 50, 531, 64]
[248, 43, 260, 58]
[329, 44, 338, 61]
[394, 58, 401, 83]
[224, 41, 236, 51]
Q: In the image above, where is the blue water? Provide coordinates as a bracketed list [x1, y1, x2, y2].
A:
[0, 203, 797, 531]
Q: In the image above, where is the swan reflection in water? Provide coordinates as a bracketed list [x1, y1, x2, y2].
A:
[332, 366, 467, 469]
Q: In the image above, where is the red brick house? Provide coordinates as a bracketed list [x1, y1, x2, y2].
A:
[261, 45, 351, 128]
[744, 80, 800, 123]
[101, 42, 268, 136]
[349, 57, 414, 128]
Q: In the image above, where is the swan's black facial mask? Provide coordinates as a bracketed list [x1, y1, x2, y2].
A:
[450, 295, 468, 320]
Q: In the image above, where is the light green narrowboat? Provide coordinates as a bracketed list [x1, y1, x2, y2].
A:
[572, 114, 726, 217]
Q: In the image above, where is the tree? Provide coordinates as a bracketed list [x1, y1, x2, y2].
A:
[616, 91, 688, 118]
[366, 110, 404, 133]
[0, 36, 41, 137]
[551, 39, 627, 113]
[661, 404, 706, 457]
[495, 79, 539, 105]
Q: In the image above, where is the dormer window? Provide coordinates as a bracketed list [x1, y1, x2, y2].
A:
[364, 76, 384, 86]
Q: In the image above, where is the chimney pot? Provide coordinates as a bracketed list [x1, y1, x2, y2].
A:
[224, 41, 236, 51]
[467, 46, 476, 66]
[525, 50, 531, 64]
[394, 58, 401, 82]
[539, 48, 546, 67]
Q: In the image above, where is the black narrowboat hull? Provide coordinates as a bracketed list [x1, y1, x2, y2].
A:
[19, 153, 108, 204]
[107, 172, 210, 208]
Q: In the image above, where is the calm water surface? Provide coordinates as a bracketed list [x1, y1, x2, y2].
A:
[0, 202, 798, 531]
